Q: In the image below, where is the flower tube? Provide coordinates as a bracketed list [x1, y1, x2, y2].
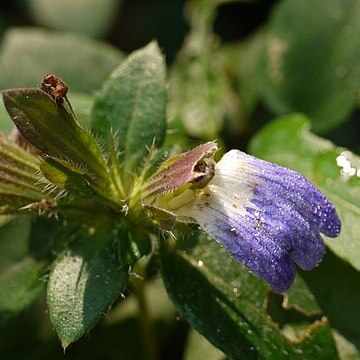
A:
[144, 142, 341, 292]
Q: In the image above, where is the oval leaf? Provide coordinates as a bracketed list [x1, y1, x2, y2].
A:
[47, 229, 129, 348]
[92, 41, 167, 175]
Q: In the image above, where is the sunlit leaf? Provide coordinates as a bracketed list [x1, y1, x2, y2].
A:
[47, 229, 129, 348]
[3, 88, 108, 182]
[184, 329, 226, 360]
[92, 41, 167, 175]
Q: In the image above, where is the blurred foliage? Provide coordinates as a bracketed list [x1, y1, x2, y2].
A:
[25, 0, 122, 38]
[0, 0, 360, 359]
[0, 28, 123, 93]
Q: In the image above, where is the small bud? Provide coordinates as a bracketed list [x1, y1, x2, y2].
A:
[2, 77, 108, 183]
[143, 141, 218, 197]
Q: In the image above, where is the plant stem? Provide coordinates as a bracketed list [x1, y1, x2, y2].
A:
[132, 262, 159, 360]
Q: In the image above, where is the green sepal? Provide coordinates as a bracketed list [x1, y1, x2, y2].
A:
[40, 156, 124, 221]
[0, 133, 40, 173]
[40, 157, 91, 196]
[116, 225, 152, 267]
[0, 133, 47, 213]
[107, 133, 125, 198]
[3, 88, 108, 182]
[0, 183, 45, 213]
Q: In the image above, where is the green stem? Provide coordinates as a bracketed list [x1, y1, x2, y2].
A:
[132, 262, 159, 360]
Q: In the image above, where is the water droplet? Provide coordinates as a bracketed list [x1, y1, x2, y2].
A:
[336, 151, 359, 181]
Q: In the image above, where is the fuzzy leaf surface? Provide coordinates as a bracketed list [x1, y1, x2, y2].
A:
[3, 88, 107, 181]
[47, 229, 129, 347]
[92, 41, 166, 175]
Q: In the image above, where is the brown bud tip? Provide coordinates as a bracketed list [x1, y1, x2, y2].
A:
[41, 74, 68, 104]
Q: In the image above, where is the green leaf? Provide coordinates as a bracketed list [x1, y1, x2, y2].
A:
[249, 114, 360, 272]
[0, 27, 123, 93]
[0, 101, 13, 132]
[169, 52, 231, 139]
[0, 217, 46, 323]
[262, 0, 360, 132]
[92, 41, 167, 175]
[116, 225, 152, 267]
[1, 92, 93, 133]
[47, 229, 129, 348]
[161, 233, 338, 359]
[301, 249, 360, 356]
[0, 257, 45, 324]
[26, 0, 121, 38]
[3, 88, 108, 182]
[333, 331, 360, 360]
[67, 92, 94, 128]
[284, 276, 322, 316]
[0, 217, 32, 272]
[184, 329, 226, 360]
[234, 30, 265, 118]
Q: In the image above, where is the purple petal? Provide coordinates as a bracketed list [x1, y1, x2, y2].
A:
[244, 156, 341, 238]
[195, 202, 296, 293]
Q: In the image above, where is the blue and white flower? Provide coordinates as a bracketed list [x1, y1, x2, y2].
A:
[144, 142, 341, 293]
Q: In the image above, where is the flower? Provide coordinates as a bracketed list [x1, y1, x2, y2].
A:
[144, 142, 341, 293]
